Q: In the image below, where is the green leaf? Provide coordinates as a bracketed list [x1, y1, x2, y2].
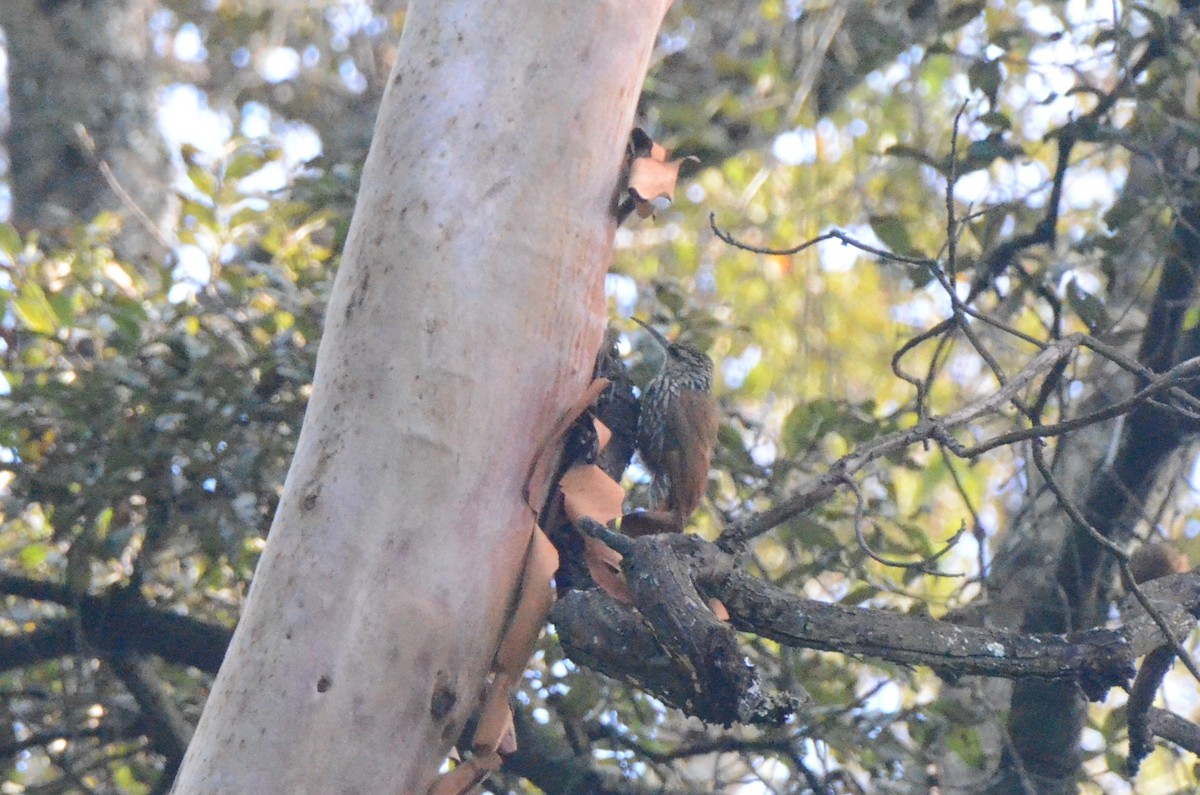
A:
[869, 215, 921, 257]
[968, 58, 1002, 103]
[1103, 196, 1139, 231]
[908, 261, 938, 289]
[113, 763, 150, 795]
[47, 291, 78, 328]
[94, 506, 114, 540]
[225, 150, 267, 181]
[181, 198, 217, 228]
[1184, 304, 1200, 332]
[963, 134, 1023, 170]
[790, 518, 841, 553]
[978, 111, 1012, 131]
[19, 542, 50, 570]
[1066, 278, 1109, 332]
[229, 206, 263, 230]
[110, 296, 149, 343]
[180, 142, 201, 166]
[188, 164, 219, 198]
[782, 400, 835, 453]
[0, 223, 21, 257]
[841, 585, 880, 605]
[654, 282, 686, 314]
[12, 283, 59, 334]
[946, 726, 983, 767]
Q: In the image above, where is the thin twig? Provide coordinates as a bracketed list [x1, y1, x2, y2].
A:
[1080, 334, 1200, 415]
[74, 124, 174, 255]
[945, 100, 970, 281]
[891, 318, 955, 400]
[952, 356, 1200, 458]
[720, 338, 1079, 548]
[710, 213, 936, 266]
[842, 475, 964, 574]
[939, 443, 989, 586]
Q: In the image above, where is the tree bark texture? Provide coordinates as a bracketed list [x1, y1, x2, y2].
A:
[0, 0, 175, 265]
[172, 2, 670, 792]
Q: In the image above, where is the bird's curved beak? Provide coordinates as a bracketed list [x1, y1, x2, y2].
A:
[630, 316, 672, 352]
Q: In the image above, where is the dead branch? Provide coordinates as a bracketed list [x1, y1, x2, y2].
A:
[555, 532, 1200, 726]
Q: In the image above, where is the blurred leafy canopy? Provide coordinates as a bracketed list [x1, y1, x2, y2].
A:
[3, 0, 1200, 792]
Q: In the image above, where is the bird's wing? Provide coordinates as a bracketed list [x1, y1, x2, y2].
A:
[661, 391, 719, 519]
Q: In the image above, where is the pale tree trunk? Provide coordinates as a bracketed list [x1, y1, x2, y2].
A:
[171, 2, 670, 792]
[0, 0, 175, 266]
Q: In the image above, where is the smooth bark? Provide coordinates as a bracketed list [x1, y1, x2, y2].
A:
[172, 2, 670, 792]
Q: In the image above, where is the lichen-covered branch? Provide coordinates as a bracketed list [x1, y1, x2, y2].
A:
[555, 532, 1200, 724]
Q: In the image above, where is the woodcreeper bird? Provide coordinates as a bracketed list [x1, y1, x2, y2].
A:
[632, 318, 719, 530]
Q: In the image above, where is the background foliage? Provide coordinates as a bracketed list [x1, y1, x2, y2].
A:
[2, 1, 1199, 793]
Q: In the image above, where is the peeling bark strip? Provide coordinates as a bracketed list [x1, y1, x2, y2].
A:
[553, 532, 1200, 720]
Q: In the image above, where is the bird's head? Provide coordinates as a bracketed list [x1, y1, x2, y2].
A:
[630, 317, 714, 391]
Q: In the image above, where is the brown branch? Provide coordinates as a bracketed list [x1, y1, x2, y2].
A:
[555, 532, 1200, 725]
[108, 654, 194, 761]
[1079, 334, 1200, 416]
[1146, 707, 1200, 760]
[0, 572, 231, 674]
[1126, 646, 1174, 774]
[890, 317, 954, 412]
[944, 100, 969, 281]
[716, 555, 1197, 694]
[568, 519, 797, 726]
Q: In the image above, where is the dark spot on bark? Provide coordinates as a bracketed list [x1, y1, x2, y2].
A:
[430, 671, 457, 720]
[344, 268, 371, 322]
[392, 72, 403, 86]
[301, 491, 318, 511]
[299, 449, 335, 534]
[483, 177, 512, 201]
[441, 718, 460, 743]
[316, 675, 332, 693]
